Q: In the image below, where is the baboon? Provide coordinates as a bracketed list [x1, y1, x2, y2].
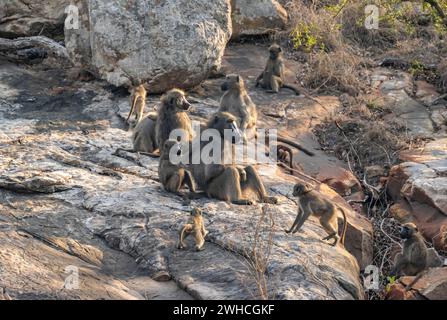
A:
[391, 223, 428, 277]
[126, 84, 147, 125]
[132, 112, 158, 153]
[219, 74, 257, 140]
[158, 139, 196, 197]
[177, 207, 209, 251]
[256, 44, 301, 95]
[187, 112, 278, 205]
[156, 89, 193, 154]
[285, 182, 348, 246]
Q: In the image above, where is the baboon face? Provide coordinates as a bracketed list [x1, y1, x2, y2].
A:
[292, 183, 312, 196]
[164, 89, 191, 111]
[221, 74, 243, 91]
[269, 44, 282, 60]
[400, 223, 418, 239]
[209, 112, 243, 144]
[191, 207, 202, 217]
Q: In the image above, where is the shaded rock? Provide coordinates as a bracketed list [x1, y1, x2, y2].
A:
[65, 0, 232, 92]
[0, 1, 68, 38]
[231, 0, 288, 39]
[0, 171, 73, 193]
[388, 268, 447, 300]
[388, 140, 447, 251]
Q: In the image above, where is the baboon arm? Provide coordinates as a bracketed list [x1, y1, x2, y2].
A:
[286, 206, 303, 233]
[292, 204, 312, 234]
[127, 94, 137, 122]
[178, 224, 192, 248]
[256, 72, 264, 85]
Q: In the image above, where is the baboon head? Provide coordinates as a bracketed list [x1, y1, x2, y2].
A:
[400, 223, 419, 239]
[292, 182, 313, 197]
[191, 207, 202, 217]
[207, 112, 243, 144]
[161, 88, 191, 111]
[269, 44, 282, 60]
[221, 74, 245, 92]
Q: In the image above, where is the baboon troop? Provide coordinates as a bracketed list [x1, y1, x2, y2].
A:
[286, 182, 348, 247]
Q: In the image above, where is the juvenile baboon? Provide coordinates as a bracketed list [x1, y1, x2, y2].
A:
[158, 139, 196, 197]
[391, 223, 428, 277]
[126, 84, 147, 125]
[177, 207, 209, 251]
[219, 74, 257, 140]
[156, 89, 193, 154]
[187, 112, 278, 205]
[285, 182, 348, 246]
[256, 44, 301, 95]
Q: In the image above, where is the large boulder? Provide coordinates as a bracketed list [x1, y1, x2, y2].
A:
[65, 0, 232, 92]
[388, 139, 447, 251]
[0, 1, 69, 38]
[231, 0, 288, 39]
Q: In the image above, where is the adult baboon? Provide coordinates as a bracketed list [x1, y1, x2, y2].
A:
[187, 112, 278, 205]
[286, 182, 348, 246]
[156, 88, 193, 154]
[219, 74, 257, 140]
[256, 44, 301, 95]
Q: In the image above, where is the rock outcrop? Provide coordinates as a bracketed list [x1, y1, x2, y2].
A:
[64, 0, 232, 92]
[0, 1, 69, 38]
[0, 45, 371, 299]
[231, 0, 288, 39]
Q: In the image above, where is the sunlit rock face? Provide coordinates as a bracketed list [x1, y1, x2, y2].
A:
[65, 0, 232, 93]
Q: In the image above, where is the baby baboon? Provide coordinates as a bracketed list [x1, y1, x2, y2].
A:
[256, 44, 300, 95]
[156, 89, 193, 154]
[391, 223, 428, 277]
[286, 182, 348, 246]
[158, 139, 196, 197]
[177, 207, 209, 251]
[188, 112, 278, 205]
[219, 74, 257, 140]
[126, 84, 147, 126]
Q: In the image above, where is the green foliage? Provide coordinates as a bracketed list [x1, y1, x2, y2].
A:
[290, 22, 326, 52]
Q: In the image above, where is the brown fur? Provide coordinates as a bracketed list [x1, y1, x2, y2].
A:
[286, 182, 348, 246]
[126, 84, 147, 126]
[177, 208, 209, 251]
[187, 112, 278, 205]
[256, 44, 300, 95]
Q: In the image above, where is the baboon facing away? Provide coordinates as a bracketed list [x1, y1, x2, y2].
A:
[156, 89, 193, 154]
[132, 112, 158, 154]
[286, 182, 348, 246]
[177, 207, 209, 251]
[126, 84, 147, 126]
[391, 223, 428, 277]
[219, 74, 257, 140]
[256, 44, 301, 95]
[187, 112, 278, 205]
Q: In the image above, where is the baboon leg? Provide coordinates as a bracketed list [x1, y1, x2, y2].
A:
[267, 76, 282, 93]
[291, 208, 310, 234]
[285, 206, 303, 233]
[182, 169, 196, 192]
[177, 226, 192, 249]
[201, 223, 209, 238]
[195, 229, 205, 251]
[391, 253, 406, 276]
[166, 172, 183, 193]
[242, 166, 278, 204]
[207, 167, 252, 205]
[320, 215, 339, 246]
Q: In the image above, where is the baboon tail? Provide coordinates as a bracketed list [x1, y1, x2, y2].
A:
[339, 208, 348, 245]
[276, 137, 315, 156]
[282, 84, 300, 95]
[184, 170, 196, 192]
[126, 96, 138, 122]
